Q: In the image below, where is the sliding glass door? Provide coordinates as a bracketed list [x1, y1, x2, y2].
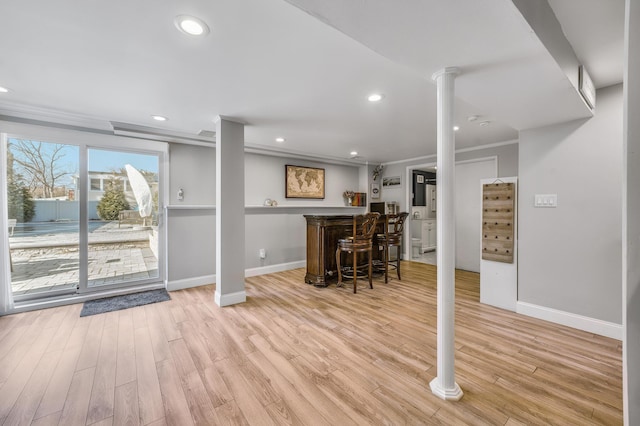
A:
[6, 138, 80, 299]
[84, 148, 160, 291]
[3, 132, 165, 302]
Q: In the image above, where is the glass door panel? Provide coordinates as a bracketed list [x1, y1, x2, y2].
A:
[86, 148, 160, 289]
[6, 138, 79, 299]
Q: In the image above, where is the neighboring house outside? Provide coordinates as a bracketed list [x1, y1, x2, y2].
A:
[72, 170, 158, 207]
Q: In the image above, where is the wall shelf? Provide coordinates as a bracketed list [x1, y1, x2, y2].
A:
[245, 205, 364, 214]
[166, 205, 365, 212]
[245, 205, 362, 209]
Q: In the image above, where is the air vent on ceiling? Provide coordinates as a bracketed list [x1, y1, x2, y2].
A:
[198, 129, 216, 138]
[111, 121, 216, 146]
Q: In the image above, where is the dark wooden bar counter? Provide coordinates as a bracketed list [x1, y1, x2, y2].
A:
[304, 214, 384, 286]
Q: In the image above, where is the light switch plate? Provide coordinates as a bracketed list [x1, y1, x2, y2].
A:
[534, 194, 557, 208]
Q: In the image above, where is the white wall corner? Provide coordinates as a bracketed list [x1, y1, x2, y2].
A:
[516, 301, 623, 340]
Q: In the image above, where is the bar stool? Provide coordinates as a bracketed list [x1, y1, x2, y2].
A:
[335, 212, 380, 293]
[376, 212, 409, 283]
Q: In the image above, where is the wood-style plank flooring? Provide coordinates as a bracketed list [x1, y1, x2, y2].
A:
[0, 262, 623, 425]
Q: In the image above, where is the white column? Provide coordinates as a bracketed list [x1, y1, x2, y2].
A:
[214, 116, 246, 307]
[429, 67, 463, 401]
[624, 0, 640, 423]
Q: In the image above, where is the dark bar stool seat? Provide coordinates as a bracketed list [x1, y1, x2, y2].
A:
[376, 212, 409, 283]
[335, 212, 380, 293]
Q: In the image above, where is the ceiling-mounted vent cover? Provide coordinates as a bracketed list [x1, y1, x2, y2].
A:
[111, 121, 215, 146]
[198, 129, 216, 139]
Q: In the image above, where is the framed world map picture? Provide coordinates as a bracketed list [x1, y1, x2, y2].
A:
[285, 165, 325, 199]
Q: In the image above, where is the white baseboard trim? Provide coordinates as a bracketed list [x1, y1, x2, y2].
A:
[167, 274, 216, 291]
[215, 290, 247, 307]
[245, 260, 306, 277]
[166, 261, 305, 293]
[516, 301, 622, 340]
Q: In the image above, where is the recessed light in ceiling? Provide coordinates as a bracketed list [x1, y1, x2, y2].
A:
[479, 120, 491, 127]
[367, 93, 384, 102]
[174, 15, 210, 36]
[350, 151, 358, 156]
[453, 126, 460, 131]
[151, 115, 168, 122]
[467, 115, 479, 122]
[0, 86, 9, 93]
[275, 137, 285, 143]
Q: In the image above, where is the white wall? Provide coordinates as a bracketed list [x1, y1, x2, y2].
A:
[166, 209, 215, 284]
[244, 153, 361, 206]
[169, 143, 216, 205]
[167, 147, 364, 284]
[244, 153, 363, 269]
[166, 144, 216, 288]
[518, 84, 623, 324]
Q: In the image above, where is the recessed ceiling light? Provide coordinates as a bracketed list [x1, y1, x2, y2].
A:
[151, 115, 168, 122]
[350, 151, 358, 156]
[479, 120, 491, 127]
[453, 126, 460, 131]
[367, 93, 384, 102]
[467, 115, 479, 122]
[275, 137, 285, 143]
[0, 86, 9, 93]
[174, 15, 210, 36]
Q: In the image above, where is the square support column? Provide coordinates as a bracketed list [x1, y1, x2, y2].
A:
[624, 0, 640, 423]
[214, 116, 246, 307]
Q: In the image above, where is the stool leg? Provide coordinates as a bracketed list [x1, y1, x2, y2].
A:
[396, 245, 402, 280]
[336, 248, 343, 287]
[368, 248, 373, 289]
[384, 243, 389, 284]
[353, 250, 357, 293]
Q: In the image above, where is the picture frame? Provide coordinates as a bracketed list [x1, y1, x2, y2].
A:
[382, 175, 402, 188]
[370, 182, 380, 199]
[285, 165, 325, 199]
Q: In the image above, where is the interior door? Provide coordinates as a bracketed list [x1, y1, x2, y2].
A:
[455, 158, 497, 272]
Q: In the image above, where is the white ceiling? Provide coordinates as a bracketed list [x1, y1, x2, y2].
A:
[0, 0, 624, 164]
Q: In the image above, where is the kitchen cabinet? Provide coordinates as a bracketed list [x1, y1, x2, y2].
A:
[411, 219, 437, 253]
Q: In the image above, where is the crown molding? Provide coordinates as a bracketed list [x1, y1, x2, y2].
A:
[244, 142, 367, 167]
[0, 100, 111, 131]
[382, 139, 519, 166]
[111, 121, 215, 146]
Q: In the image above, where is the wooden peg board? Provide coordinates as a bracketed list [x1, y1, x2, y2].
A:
[482, 182, 515, 263]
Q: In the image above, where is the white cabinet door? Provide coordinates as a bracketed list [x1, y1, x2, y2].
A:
[427, 220, 437, 249]
[423, 220, 437, 251]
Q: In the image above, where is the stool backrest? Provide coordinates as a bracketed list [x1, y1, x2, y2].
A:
[386, 212, 409, 236]
[353, 212, 380, 240]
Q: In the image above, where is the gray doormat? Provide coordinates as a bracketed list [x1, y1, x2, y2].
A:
[80, 289, 171, 317]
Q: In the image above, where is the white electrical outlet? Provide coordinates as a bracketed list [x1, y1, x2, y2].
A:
[259, 248, 266, 259]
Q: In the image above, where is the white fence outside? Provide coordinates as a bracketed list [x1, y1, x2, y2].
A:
[32, 200, 100, 222]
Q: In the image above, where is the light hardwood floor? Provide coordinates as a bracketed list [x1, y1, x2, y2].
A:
[0, 262, 622, 425]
